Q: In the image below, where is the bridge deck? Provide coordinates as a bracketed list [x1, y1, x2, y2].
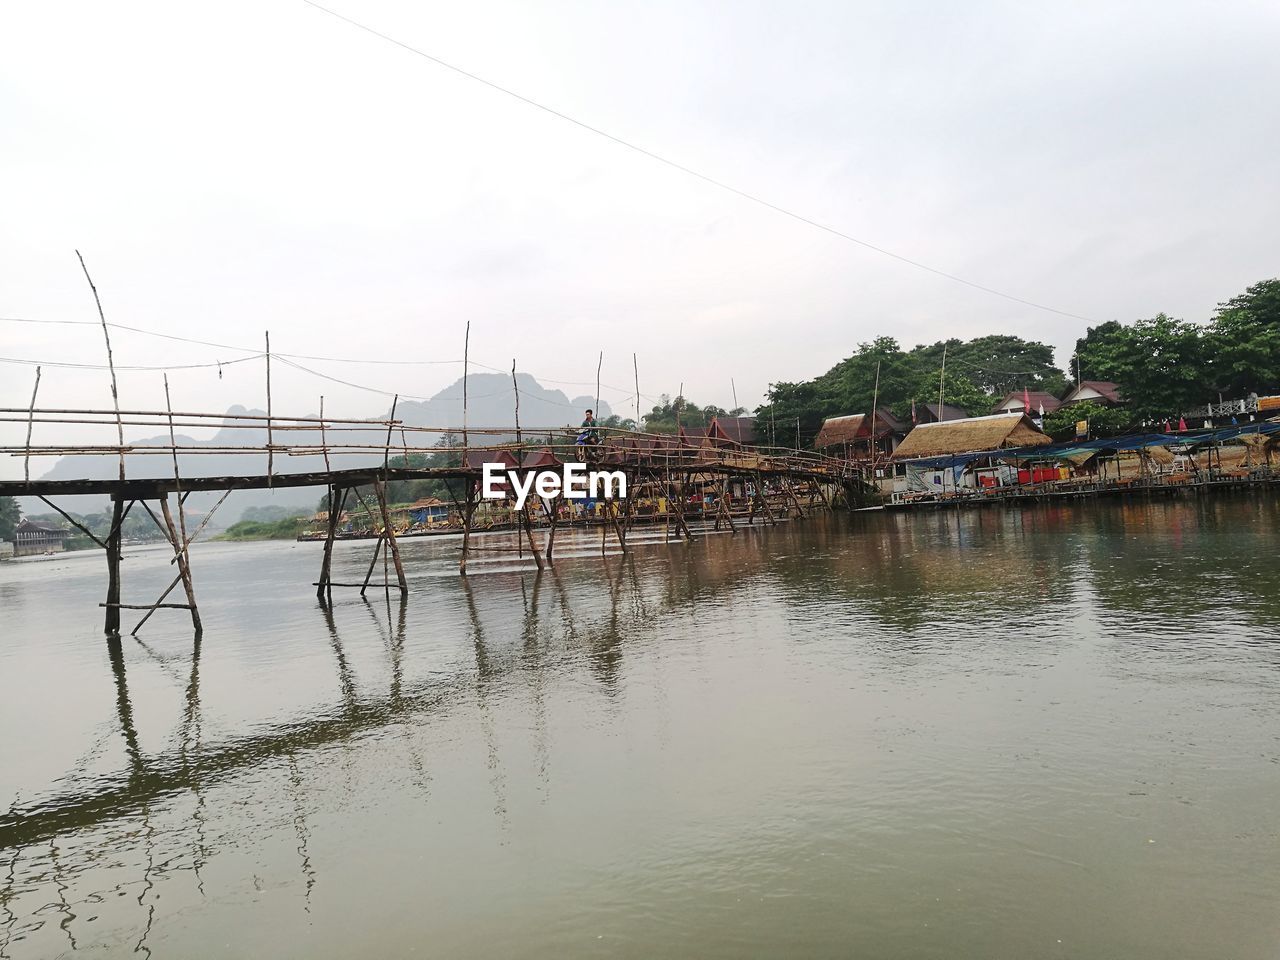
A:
[1, 460, 840, 499]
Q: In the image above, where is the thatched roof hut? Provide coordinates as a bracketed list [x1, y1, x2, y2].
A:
[814, 414, 869, 450]
[891, 413, 1050, 460]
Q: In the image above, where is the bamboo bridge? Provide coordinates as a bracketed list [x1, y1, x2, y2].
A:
[0, 404, 849, 638]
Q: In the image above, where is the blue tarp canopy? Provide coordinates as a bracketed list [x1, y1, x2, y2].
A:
[897, 422, 1280, 469]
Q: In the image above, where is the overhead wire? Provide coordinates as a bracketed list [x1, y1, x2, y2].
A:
[0, 354, 265, 372]
[3, 314, 679, 412]
[300, 0, 1097, 324]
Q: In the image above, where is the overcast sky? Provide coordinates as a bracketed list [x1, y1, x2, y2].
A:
[3, 0, 1278, 476]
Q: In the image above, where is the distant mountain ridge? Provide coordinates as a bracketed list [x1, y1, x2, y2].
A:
[393, 371, 608, 431]
[23, 374, 610, 520]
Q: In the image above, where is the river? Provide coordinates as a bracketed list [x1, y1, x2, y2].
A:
[2, 495, 1279, 958]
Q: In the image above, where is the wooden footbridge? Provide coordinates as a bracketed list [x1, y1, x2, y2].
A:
[1, 404, 848, 637]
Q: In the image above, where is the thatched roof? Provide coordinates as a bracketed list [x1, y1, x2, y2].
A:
[814, 414, 869, 449]
[891, 413, 1051, 460]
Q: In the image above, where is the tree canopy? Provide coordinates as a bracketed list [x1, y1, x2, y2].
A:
[757, 334, 1067, 447]
[760, 278, 1280, 447]
[642, 397, 745, 434]
[0, 496, 19, 542]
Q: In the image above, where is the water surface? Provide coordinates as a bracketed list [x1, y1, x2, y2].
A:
[2, 496, 1280, 958]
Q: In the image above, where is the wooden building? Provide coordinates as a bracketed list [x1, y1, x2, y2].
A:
[992, 390, 1062, 415]
[705, 416, 757, 447]
[892, 412, 1051, 461]
[889, 413, 1052, 496]
[1060, 381, 1123, 407]
[916, 402, 970, 424]
[13, 518, 71, 557]
[813, 409, 905, 461]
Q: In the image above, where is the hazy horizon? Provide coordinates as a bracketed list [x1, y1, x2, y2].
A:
[4, 0, 1278, 479]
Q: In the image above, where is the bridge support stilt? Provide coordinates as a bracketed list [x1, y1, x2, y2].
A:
[714, 481, 737, 532]
[104, 496, 124, 636]
[317, 484, 347, 601]
[459, 480, 477, 576]
[373, 479, 408, 594]
[748, 471, 775, 526]
[160, 493, 202, 635]
[783, 477, 807, 519]
[542, 498, 560, 564]
[520, 502, 545, 570]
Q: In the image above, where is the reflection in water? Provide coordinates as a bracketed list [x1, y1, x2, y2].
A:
[520, 576, 551, 800]
[107, 636, 143, 782]
[2, 495, 1280, 958]
[462, 576, 511, 829]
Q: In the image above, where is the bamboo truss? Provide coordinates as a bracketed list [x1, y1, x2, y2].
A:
[4, 403, 845, 637]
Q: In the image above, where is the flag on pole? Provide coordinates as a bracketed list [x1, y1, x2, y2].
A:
[911, 399, 917, 424]
[1023, 386, 1032, 414]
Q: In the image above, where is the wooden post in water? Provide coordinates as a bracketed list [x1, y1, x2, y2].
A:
[608, 496, 627, 552]
[460, 481, 477, 576]
[374, 478, 408, 594]
[521, 503, 545, 570]
[160, 493, 202, 634]
[541, 497, 560, 564]
[359, 532, 386, 596]
[783, 477, 807, 518]
[317, 485, 346, 600]
[104, 495, 124, 635]
[752, 470, 776, 525]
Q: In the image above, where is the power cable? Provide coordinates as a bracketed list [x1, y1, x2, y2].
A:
[301, 0, 1096, 323]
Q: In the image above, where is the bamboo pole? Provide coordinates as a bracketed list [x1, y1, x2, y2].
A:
[37, 496, 106, 549]
[161, 494, 202, 634]
[163, 374, 190, 558]
[938, 342, 947, 414]
[24, 366, 41, 482]
[384, 394, 398, 471]
[462, 321, 470, 458]
[76, 251, 125, 482]
[104, 496, 125, 635]
[131, 572, 185, 635]
[316, 486, 346, 601]
[374, 479, 407, 594]
[319, 396, 331, 475]
[168, 489, 231, 566]
[360, 532, 386, 596]
[265, 331, 273, 485]
[459, 481, 477, 576]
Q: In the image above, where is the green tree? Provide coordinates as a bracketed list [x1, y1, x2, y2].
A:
[1208, 278, 1280, 396]
[642, 396, 735, 434]
[915, 335, 1067, 396]
[1112, 313, 1209, 421]
[1043, 401, 1133, 441]
[1068, 320, 1129, 384]
[908, 370, 993, 417]
[0, 496, 19, 542]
